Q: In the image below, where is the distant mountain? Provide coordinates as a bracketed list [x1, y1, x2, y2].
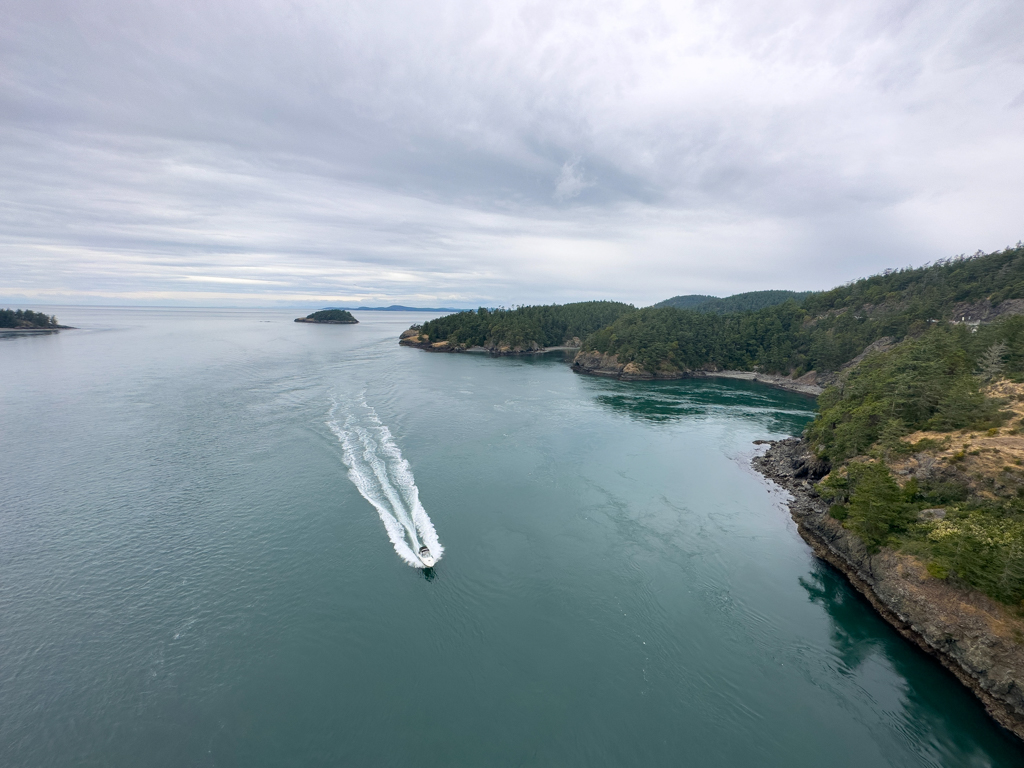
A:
[323, 305, 464, 312]
[652, 290, 813, 314]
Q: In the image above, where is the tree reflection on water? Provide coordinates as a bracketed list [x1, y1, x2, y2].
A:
[800, 562, 1024, 763]
[587, 376, 816, 435]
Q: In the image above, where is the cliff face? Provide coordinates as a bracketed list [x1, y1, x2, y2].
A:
[755, 438, 1024, 739]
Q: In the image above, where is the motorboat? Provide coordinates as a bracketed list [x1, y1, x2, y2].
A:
[418, 545, 436, 568]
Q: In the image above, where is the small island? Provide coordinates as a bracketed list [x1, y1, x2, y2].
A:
[1, 308, 72, 332]
[294, 309, 358, 324]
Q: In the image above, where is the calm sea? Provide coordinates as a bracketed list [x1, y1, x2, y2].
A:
[2, 307, 1022, 767]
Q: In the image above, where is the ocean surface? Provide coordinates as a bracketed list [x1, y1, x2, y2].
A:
[2, 306, 1023, 767]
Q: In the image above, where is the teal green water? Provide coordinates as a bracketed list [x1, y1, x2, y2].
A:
[2, 307, 1023, 767]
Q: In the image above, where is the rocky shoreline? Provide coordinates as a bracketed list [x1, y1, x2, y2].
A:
[398, 332, 823, 394]
[754, 437, 1024, 740]
[0, 325, 74, 333]
[570, 349, 823, 395]
[398, 328, 581, 355]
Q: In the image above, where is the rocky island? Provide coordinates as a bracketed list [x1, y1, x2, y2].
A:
[294, 309, 358, 324]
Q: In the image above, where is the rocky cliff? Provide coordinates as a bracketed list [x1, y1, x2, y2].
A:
[754, 438, 1024, 739]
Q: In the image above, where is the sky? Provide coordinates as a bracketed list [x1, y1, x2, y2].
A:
[1, 0, 1023, 308]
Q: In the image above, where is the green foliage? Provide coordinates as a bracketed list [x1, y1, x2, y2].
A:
[977, 341, 1009, 383]
[822, 459, 1024, 600]
[653, 290, 813, 313]
[915, 479, 970, 505]
[843, 462, 916, 552]
[816, 469, 851, 504]
[583, 245, 1024, 377]
[792, 273, 1024, 603]
[924, 511, 1024, 604]
[584, 300, 807, 373]
[909, 437, 949, 452]
[829, 504, 849, 521]
[651, 294, 717, 310]
[305, 309, 357, 323]
[420, 302, 634, 349]
[799, 247, 1024, 320]
[0, 308, 59, 329]
[606, 245, 1024, 607]
[806, 323, 1013, 462]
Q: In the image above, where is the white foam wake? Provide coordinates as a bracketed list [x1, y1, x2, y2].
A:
[327, 398, 443, 568]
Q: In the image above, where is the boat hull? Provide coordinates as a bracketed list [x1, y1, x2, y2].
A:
[417, 547, 436, 568]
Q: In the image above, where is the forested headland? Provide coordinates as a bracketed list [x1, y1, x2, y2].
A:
[404, 301, 634, 352]
[0, 309, 63, 329]
[408, 245, 1024, 378]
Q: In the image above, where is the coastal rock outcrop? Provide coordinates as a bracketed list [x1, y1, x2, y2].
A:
[569, 350, 684, 380]
[570, 350, 625, 376]
[754, 438, 1024, 740]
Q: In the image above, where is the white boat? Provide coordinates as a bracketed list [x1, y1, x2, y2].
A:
[418, 545, 436, 568]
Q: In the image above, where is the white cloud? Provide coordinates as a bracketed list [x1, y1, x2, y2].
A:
[1, 0, 1022, 306]
[554, 159, 592, 201]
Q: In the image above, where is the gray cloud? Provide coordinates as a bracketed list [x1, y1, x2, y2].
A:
[1, 0, 1023, 306]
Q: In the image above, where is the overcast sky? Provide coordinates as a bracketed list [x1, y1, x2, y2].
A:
[2, 0, 1023, 308]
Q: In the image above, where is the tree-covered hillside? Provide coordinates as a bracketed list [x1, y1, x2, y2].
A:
[653, 290, 812, 313]
[805, 315, 1024, 604]
[807, 319, 1023, 463]
[419, 301, 633, 350]
[584, 245, 1024, 376]
[0, 309, 60, 329]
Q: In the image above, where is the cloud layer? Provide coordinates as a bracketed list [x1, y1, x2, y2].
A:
[2, 0, 1023, 306]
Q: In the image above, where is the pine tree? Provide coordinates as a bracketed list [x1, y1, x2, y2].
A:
[977, 341, 1008, 383]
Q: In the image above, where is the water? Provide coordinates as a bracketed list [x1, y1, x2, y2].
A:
[327, 397, 442, 568]
[2, 307, 1023, 767]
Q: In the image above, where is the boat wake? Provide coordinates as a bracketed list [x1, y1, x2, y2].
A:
[327, 398, 443, 568]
